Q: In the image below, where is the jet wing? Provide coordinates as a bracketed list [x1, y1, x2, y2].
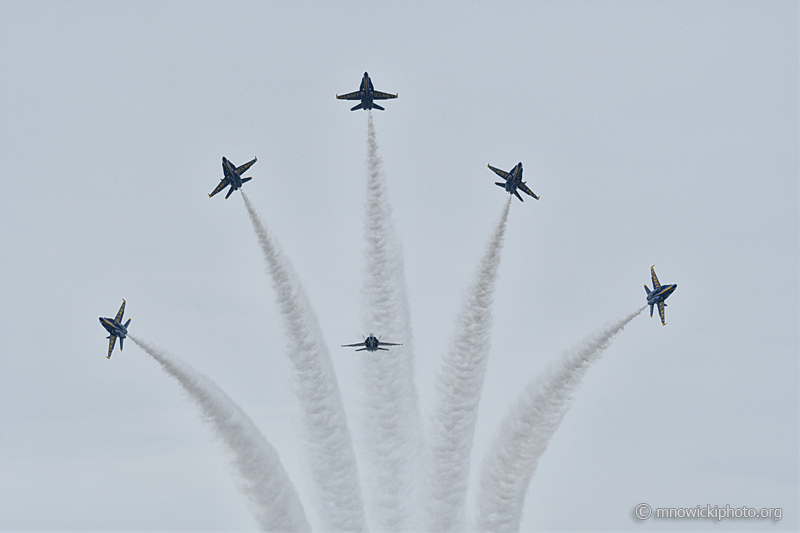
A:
[650, 266, 661, 289]
[235, 157, 257, 175]
[518, 182, 540, 200]
[115, 300, 126, 322]
[209, 179, 229, 198]
[373, 91, 398, 100]
[107, 336, 116, 359]
[657, 301, 666, 326]
[336, 91, 361, 100]
[342, 342, 366, 348]
[377, 341, 402, 346]
[488, 164, 510, 180]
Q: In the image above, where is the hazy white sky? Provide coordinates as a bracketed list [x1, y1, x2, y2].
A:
[1, 1, 797, 530]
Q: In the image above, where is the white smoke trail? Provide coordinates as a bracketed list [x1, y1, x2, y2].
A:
[128, 335, 310, 532]
[241, 192, 366, 532]
[474, 305, 647, 532]
[424, 197, 513, 532]
[359, 113, 423, 530]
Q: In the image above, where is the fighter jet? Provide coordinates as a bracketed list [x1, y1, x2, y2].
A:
[644, 265, 678, 325]
[341, 334, 402, 352]
[336, 72, 397, 111]
[488, 162, 539, 202]
[208, 156, 257, 199]
[99, 299, 131, 359]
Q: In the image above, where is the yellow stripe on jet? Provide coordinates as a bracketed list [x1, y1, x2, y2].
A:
[115, 300, 126, 322]
[650, 265, 661, 289]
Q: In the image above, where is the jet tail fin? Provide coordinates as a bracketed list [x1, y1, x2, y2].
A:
[514, 190, 524, 202]
[225, 187, 235, 199]
[351, 103, 363, 111]
[495, 182, 506, 188]
[649, 303, 654, 317]
[644, 284, 651, 295]
[124, 318, 131, 328]
[372, 103, 385, 111]
[119, 337, 124, 351]
[241, 177, 252, 183]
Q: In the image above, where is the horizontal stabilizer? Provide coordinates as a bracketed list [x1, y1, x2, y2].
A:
[225, 186, 235, 199]
[372, 103, 385, 111]
[355, 347, 367, 351]
[644, 284, 651, 295]
[351, 103, 363, 111]
[124, 318, 131, 328]
[514, 190, 524, 202]
[495, 182, 505, 188]
[241, 177, 252, 183]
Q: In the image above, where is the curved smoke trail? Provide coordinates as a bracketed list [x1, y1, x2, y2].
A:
[425, 196, 513, 532]
[474, 305, 646, 532]
[241, 192, 366, 532]
[128, 335, 310, 532]
[360, 113, 423, 530]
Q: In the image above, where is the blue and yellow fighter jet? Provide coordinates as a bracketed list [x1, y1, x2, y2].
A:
[208, 156, 257, 199]
[488, 162, 539, 202]
[644, 266, 678, 325]
[342, 334, 402, 352]
[336, 72, 397, 111]
[99, 300, 131, 359]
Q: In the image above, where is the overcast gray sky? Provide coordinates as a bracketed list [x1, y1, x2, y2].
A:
[1, 1, 797, 530]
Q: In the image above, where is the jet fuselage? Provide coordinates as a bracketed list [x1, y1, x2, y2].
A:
[646, 284, 677, 306]
[364, 335, 380, 351]
[99, 317, 128, 339]
[223, 157, 243, 190]
[505, 163, 523, 193]
[359, 72, 375, 109]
